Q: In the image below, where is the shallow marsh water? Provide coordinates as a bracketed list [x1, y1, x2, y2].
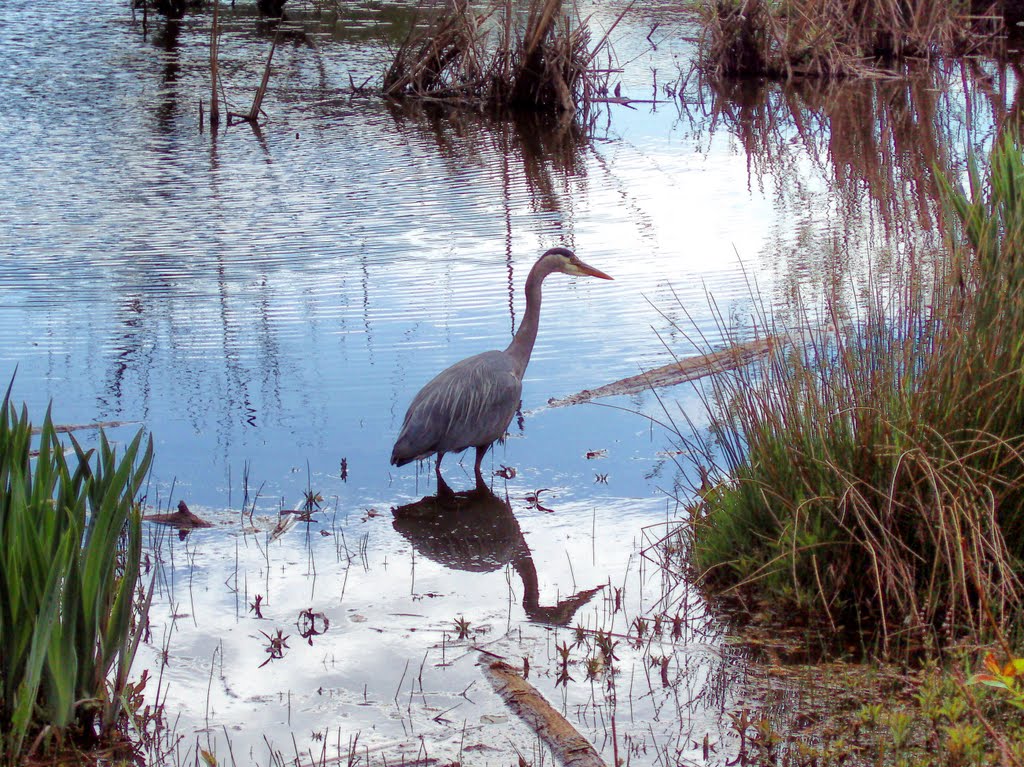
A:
[0, 0, 1016, 763]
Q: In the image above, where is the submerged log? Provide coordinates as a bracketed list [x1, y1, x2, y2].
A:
[482, 658, 606, 767]
[31, 420, 137, 435]
[548, 337, 776, 407]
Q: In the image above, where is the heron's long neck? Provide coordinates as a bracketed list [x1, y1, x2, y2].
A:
[505, 262, 549, 378]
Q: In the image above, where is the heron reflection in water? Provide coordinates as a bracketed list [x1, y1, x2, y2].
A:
[392, 487, 602, 625]
[391, 248, 612, 495]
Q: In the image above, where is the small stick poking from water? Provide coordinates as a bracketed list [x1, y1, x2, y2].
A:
[209, 0, 220, 127]
[227, 34, 278, 126]
[248, 35, 277, 121]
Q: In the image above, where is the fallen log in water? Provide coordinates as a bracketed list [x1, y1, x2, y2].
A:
[482, 658, 606, 767]
[547, 337, 776, 407]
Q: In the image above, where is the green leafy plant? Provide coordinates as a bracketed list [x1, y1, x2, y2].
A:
[887, 710, 914, 751]
[0, 382, 153, 763]
[969, 652, 1024, 709]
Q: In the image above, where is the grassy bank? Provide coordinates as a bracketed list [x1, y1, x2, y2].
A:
[685, 129, 1024, 650]
[0, 386, 153, 765]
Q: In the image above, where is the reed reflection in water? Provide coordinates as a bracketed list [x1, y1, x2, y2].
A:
[674, 61, 1021, 317]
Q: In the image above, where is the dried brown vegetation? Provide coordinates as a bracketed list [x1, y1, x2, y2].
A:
[702, 0, 1004, 80]
[384, 0, 616, 117]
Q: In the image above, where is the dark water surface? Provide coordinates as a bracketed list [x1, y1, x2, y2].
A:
[0, 0, 1010, 763]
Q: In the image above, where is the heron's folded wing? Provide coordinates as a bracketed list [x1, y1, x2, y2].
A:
[401, 351, 520, 455]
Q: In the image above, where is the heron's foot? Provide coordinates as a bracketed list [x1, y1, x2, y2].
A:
[436, 476, 455, 499]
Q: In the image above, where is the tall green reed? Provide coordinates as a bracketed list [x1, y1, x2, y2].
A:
[0, 382, 153, 762]
[685, 131, 1024, 649]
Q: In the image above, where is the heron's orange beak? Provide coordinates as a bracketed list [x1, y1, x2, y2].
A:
[578, 261, 613, 280]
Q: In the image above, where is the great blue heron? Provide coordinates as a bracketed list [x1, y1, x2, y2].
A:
[390, 247, 613, 495]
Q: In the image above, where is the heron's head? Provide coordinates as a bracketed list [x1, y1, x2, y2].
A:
[541, 247, 613, 281]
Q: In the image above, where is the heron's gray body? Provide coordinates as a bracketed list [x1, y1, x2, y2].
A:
[390, 247, 611, 495]
[391, 350, 522, 466]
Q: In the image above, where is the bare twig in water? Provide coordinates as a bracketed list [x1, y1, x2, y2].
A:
[249, 35, 277, 120]
[209, 0, 220, 127]
[229, 34, 279, 125]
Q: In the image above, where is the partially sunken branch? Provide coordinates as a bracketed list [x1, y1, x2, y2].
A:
[483, 658, 607, 767]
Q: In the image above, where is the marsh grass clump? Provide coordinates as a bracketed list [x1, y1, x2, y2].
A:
[702, 0, 1002, 80]
[684, 131, 1024, 649]
[0, 384, 154, 764]
[384, 0, 612, 117]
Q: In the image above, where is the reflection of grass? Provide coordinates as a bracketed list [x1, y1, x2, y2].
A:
[680, 67, 1006, 297]
[0, 385, 153, 764]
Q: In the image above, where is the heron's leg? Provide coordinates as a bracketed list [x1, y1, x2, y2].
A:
[473, 446, 489, 491]
[435, 454, 454, 497]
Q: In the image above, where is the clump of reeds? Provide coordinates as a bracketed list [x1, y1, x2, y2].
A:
[682, 130, 1024, 652]
[0, 385, 154, 763]
[384, 0, 611, 115]
[701, 0, 1002, 79]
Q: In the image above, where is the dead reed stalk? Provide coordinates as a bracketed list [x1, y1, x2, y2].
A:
[249, 36, 277, 121]
[209, 0, 220, 126]
[227, 34, 278, 126]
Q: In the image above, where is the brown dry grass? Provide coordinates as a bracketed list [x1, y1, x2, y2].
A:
[384, 0, 614, 116]
[702, 0, 1004, 80]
